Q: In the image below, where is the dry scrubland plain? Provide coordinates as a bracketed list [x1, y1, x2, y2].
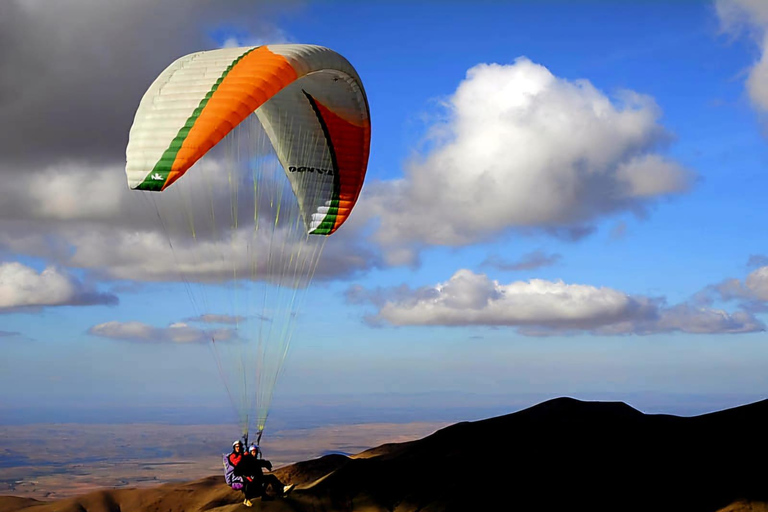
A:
[0, 421, 449, 501]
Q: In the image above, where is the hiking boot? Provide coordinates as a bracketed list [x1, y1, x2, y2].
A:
[282, 484, 295, 496]
[243, 499, 252, 507]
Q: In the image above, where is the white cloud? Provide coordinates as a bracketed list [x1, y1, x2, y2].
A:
[0, 149, 378, 284]
[27, 164, 125, 220]
[717, 0, 768, 32]
[710, 265, 768, 303]
[717, 0, 768, 111]
[0, 262, 117, 310]
[371, 270, 654, 329]
[653, 305, 763, 334]
[59, 214, 369, 284]
[745, 266, 768, 300]
[354, 269, 763, 335]
[361, 58, 693, 264]
[88, 320, 235, 344]
[0, 163, 126, 222]
[615, 154, 694, 198]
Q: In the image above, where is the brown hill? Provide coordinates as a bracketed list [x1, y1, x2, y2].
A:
[3, 397, 767, 512]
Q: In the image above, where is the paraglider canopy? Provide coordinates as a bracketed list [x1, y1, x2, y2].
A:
[125, 44, 370, 442]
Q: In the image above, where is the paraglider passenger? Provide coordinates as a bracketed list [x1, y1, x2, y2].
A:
[223, 440, 246, 492]
[235, 444, 295, 505]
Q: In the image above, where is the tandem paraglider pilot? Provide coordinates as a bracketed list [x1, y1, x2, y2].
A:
[225, 441, 295, 506]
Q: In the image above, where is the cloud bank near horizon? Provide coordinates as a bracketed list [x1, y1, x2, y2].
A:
[348, 269, 765, 336]
[88, 320, 236, 344]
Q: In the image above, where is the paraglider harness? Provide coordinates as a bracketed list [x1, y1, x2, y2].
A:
[223, 453, 244, 490]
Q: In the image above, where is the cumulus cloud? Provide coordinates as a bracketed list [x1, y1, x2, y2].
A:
[359, 58, 694, 264]
[651, 304, 763, 334]
[0, 134, 380, 284]
[351, 269, 763, 335]
[704, 264, 768, 311]
[0, 162, 127, 223]
[694, 259, 768, 316]
[366, 270, 656, 330]
[88, 320, 235, 344]
[0, 262, 117, 310]
[481, 251, 562, 271]
[717, 0, 768, 111]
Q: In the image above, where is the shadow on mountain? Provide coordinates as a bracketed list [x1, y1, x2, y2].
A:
[3, 397, 768, 512]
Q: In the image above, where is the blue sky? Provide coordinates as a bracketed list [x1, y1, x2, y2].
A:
[2, 1, 768, 428]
